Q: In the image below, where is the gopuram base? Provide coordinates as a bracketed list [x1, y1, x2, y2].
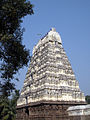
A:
[16, 101, 86, 120]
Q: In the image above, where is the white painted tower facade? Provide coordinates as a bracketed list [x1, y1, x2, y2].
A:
[17, 28, 85, 106]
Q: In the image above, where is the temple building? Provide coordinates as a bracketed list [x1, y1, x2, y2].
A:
[16, 28, 86, 120]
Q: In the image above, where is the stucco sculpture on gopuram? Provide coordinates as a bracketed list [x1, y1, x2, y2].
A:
[16, 28, 86, 120]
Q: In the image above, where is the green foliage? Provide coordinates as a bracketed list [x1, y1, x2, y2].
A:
[0, 0, 34, 119]
[85, 95, 90, 104]
[0, 0, 34, 80]
[0, 80, 15, 97]
[0, 90, 20, 120]
[0, 0, 34, 96]
[0, 90, 19, 120]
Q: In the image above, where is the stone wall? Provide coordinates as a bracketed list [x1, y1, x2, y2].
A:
[16, 104, 69, 120]
[16, 101, 86, 120]
[67, 105, 90, 120]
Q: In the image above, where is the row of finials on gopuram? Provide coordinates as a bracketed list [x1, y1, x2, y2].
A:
[17, 28, 85, 107]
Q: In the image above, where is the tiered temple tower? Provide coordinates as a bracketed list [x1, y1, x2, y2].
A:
[16, 28, 86, 120]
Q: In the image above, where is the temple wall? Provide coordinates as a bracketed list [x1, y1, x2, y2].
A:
[67, 105, 90, 120]
[16, 101, 86, 120]
[16, 104, 71, 120]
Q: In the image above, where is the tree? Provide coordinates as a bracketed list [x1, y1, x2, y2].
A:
[0, 90, 20, 120]
[85, 95, 90, 104]
[0, 0, 34, 96]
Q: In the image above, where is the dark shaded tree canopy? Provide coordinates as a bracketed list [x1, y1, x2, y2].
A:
[85, 95, 90, 104]
[0, 0, 34, 119]
[0, 0, 34, 96]
[0, 90, 20, 120]
[0, 0, 34, 81]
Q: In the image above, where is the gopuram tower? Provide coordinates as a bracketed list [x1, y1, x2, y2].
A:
[16, 28, 86, 120]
